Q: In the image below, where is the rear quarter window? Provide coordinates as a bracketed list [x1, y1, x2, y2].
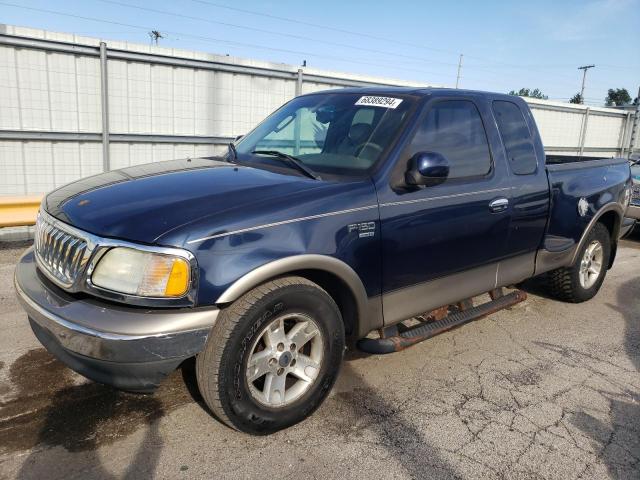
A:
[492, 100, 538, 175]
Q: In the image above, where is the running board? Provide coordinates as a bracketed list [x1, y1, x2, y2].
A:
[357, 289, 527, 354]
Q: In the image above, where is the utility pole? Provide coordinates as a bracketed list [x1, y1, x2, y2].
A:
[148, 30, 163, 46]
[455, 54, 463, 89]
[578, 65, 595, 104]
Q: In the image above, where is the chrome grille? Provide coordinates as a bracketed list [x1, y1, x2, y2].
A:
[35, 213, 90, 288]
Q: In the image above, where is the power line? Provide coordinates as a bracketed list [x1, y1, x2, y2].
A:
[0, 1, 627, 97]
[190, 0, 571, 73]
[468, 62, 638, 70]
[0, 1, 456, 81]
[189, 0, 457, 55]
[582, 63, 640, 70]
[188, 0, 624, 83]
[83, 1, 619, 92]
[456, 59, 613, 90]
[94, 0, 460, 68]
[1, 0, 550, 88]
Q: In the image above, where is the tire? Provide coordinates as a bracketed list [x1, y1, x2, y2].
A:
[196, 276, 345, 434]
[547, 222, 611, 303]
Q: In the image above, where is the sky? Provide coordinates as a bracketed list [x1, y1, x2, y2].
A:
[1, 0, 638, 105]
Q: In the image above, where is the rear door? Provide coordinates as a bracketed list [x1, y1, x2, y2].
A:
[491, 99, 549, 281]
[377, 96, 512, 323]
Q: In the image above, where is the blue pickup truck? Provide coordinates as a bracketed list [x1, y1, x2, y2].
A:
[15, 88, 634, 434]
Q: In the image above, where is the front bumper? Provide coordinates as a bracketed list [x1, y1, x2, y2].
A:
[15, 248, 218, 392]
[627, 204, 640, 220]
[619, 217, 636, 238]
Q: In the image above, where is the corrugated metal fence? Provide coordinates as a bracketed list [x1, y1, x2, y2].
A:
[1, 24, 638, 199]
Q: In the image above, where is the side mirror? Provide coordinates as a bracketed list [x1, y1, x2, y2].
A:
[405, 151, 450, 187]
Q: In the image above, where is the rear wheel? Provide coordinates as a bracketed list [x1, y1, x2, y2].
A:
[547, 222, 611, 303]
[196, 276, 344, 434]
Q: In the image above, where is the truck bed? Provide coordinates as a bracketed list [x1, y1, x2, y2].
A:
[541, 156, 630, 266]
[545, 155, 628, 172]
[545, 154, 620, 165]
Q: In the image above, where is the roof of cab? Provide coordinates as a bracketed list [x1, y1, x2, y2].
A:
[303, 86, 517, 102]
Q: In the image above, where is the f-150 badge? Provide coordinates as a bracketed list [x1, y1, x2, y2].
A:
[348, 222, 376, 238]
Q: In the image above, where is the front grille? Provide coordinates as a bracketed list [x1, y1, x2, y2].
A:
[34, 213, 90, 288]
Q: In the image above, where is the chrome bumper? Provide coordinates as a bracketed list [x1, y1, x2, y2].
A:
[627, 204, 640, 220]
[619, 217, 636, 239]
[15, 248, 218, 364]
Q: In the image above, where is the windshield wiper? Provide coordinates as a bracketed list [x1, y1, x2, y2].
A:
[251, 150, 321, 180]
[225, 142, 238, 164]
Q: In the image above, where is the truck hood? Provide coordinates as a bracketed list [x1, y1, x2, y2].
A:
[44, 157, 343, 245]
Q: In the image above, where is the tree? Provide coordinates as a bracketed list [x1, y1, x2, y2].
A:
[605, 88, 631, 106]
[508, 88, 548, 100]
[569, 93, 583, 104]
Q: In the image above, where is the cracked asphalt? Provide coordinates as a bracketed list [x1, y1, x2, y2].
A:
[0, 236, 638, 480]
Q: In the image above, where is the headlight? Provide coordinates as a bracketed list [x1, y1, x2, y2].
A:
[91, 247, 191, 297]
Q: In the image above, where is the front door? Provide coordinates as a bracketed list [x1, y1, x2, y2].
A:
[377, 97, 512, 323]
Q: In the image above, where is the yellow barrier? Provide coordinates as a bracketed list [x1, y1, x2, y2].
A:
[0, 195, 43, 228]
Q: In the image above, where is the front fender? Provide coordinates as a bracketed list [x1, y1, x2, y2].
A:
[215, 254, 380, 338]
[216, 254, 368, 307]
[182, 192, 383, 338]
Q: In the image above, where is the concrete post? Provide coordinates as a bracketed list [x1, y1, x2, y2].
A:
[578, 107, 590, 156]
[629, 87, 640, 158]
[295, 68, 303, 97]
[619, 112, 632, 157]
[99, 42, 110, 172]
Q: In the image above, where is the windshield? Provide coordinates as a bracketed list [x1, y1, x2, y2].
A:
[234, 93, 414, 176]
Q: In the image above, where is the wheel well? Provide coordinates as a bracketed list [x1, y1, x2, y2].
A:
[597, 211, 620, 269]
[289, 269, 358, 338]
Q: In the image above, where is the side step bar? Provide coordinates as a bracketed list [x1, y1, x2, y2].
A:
[357, 289, 527, 354]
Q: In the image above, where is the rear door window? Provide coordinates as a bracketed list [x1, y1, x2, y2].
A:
[492, 100, 538, 175]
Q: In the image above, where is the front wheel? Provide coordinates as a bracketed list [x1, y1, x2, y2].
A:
[196, 276, 345, 434]
[547, 222, 611, 303]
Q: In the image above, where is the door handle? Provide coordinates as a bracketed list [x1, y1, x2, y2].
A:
[489, 197, 509, 213]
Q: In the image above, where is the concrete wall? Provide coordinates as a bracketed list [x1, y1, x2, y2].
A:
[526, 98, 636, 158]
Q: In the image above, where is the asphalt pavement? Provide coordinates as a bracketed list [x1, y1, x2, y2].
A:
[0, 236, 638, 479]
